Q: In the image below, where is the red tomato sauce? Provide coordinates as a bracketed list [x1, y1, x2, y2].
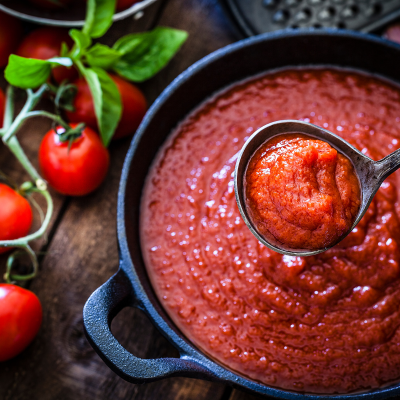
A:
[141, 69, 400, 393]
[245, 134, 361, 250]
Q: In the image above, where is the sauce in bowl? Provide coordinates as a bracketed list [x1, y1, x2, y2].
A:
[141, 68, 400, 393]
[245, 134, 361, 250]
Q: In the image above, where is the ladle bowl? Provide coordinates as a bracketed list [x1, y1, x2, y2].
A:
[234, 120, 400, 257]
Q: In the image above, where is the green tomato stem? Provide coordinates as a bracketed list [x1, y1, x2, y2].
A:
[4, 245, 39, 283]
[0, 84, 56, 283]
[1, 85, 48, 143]
[5, 135, 43, 185]
[75, 59, 86, 76]
[25, 110, 71, 131]
[0, 85, 50, 187]
[3, 86, 15, 130]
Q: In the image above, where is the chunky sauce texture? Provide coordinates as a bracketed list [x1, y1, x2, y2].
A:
[141, 69, 400, 393]
[245, 134, 361, 250]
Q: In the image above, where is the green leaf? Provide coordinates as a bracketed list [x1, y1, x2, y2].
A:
[69, 29, 92, 58]
[112, 27, 188, 82]
[5, 55, 73, 89]
[83, 0, 116, 39]
[80, 66, 122, 146]
[85, 43, 121, 69]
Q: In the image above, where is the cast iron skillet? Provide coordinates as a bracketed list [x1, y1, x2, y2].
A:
[83, 30, 400, 399]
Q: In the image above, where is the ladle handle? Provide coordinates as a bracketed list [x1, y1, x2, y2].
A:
[375, 148, 400, 182]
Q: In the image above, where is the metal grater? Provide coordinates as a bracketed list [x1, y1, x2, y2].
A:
[219, 0, 400, 36]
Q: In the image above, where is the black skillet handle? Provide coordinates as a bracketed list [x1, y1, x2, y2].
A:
[83, 268, 214, 383]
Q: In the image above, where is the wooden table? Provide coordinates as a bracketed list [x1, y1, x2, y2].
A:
[0, 0, 267, 399]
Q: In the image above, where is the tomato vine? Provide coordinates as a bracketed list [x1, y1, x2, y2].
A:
[0, 84, 54, 283]
[0, 0, 187, 284]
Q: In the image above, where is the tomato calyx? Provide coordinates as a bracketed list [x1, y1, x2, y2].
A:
[55, 123, 85, 150]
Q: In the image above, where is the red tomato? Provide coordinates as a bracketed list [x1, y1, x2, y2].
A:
[116, 0, 139, 11]
[0, 88, 5, 128]
[66, 75, 147, 140]
[0, 11, 23, 68]
[39, 124, 110, 196]
[0, 184, 33, 255]
[17, 27, 77, 84]
[27, 0, 72, 10]
[0, 284, 42, 362]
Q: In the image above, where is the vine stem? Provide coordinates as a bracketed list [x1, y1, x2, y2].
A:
[0, 84, 56, 283]
[4, 245, 38, 283]
[0, 84, 49, 188]
[6, 136, 44, 186]
[3, 85, 15, 130]
[25, 110, 71, 131]
[2, 85, 48, 143]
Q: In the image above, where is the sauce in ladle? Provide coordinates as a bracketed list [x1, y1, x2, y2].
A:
[245, 134, 361, 250]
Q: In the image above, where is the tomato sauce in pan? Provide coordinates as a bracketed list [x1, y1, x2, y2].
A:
[245, 134, 361, 250]
[141, 69, 400, 393]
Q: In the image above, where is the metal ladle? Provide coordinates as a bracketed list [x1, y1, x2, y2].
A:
[234, 120, 400, 257]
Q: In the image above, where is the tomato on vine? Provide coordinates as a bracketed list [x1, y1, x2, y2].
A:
[66, 75, 147, 140]
[0, 11, 22, 68]
[17, 28, 77, 84]
[0, 284, 42, 362]
[39, 124, 109, 196]
[0, 184, 33, 255]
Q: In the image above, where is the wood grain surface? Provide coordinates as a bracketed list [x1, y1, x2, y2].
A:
[0, 0, 261, 399]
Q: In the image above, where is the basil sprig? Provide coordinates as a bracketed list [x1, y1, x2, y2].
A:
[4, 0, 187, 146]
[79, 64, 122, 146]
[112, 27, 188, 82]
[5, 56, 73, 89]
[83, 0, 116, 39]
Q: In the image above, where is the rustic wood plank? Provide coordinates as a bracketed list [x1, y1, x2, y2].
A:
[0, 0, 241, 399]
[229, 389, 268, 400]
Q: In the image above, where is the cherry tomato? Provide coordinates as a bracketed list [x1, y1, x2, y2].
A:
[0, 184, 33, 255]
[116, 0, 139, 11]
[17, 27, 77, 84]
[0, 88, 5, 128]
[0, 284, 42, 362]
[66, 75, 147, 140]
[0, 11, 23, 68]
[39, 124, 109, 196]
[27, 0, 72, 10]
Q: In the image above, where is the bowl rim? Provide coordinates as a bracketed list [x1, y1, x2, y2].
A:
[117, 28, 400, 399]
[0, 0, 157, 27]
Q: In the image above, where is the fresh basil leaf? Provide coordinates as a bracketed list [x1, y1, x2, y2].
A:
[80, 66, 121, 146]
[5, 55, 72, 89]
[112, 27, 188, 82]
[69, 29, 92, 58]
[83, 0, 116, 39]
[85, 43, 121, 69]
